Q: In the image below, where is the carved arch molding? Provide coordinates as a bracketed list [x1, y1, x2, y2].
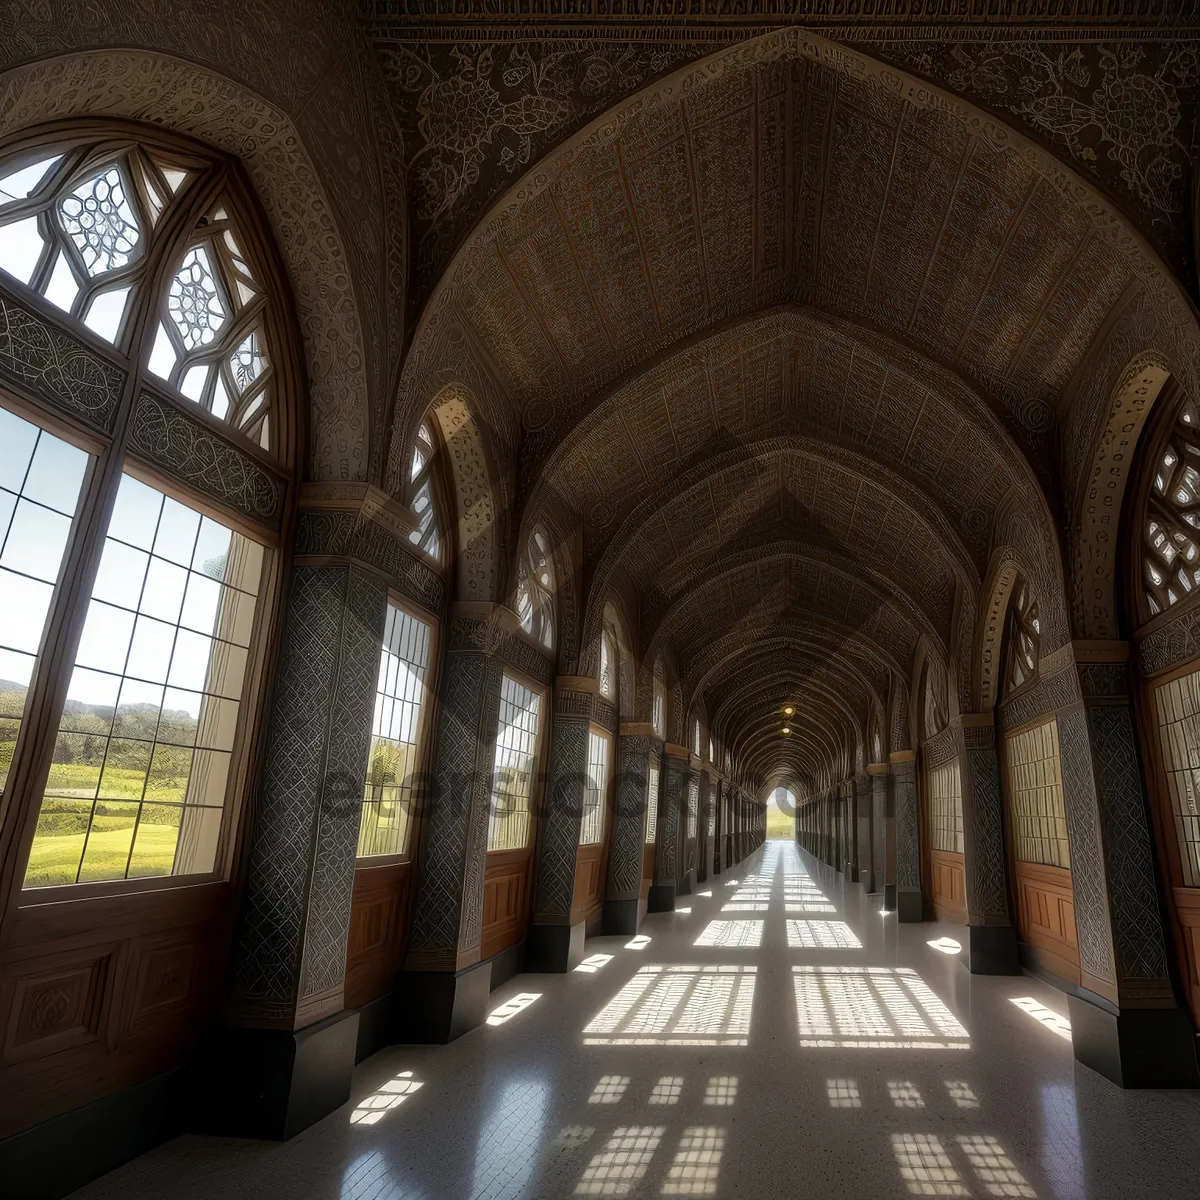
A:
[0, 50, 371, 482]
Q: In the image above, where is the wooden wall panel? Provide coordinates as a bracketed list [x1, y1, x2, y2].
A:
[930, 849, 966, 922]
[0, 883, 230, 1138]
[571, 843, 604, 924]
[1013, 861, 1080, 984]
[344, 861, 413, 1011]
[481, 849, 531, 961]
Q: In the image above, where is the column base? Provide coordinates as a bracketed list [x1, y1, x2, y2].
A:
[896, 886, 923, 922]
[859, 870, 874, 895]
[677, 870, 694, 896]
[603, 897, 646, 936]
[525, 920, 586, 972]
[648, 882, 676, 912]
[967, 924, 1020, 975]
[845, 861, 859, 883]
[1068, 994, 1200, 1088]
[883, 883, 897, 911]
[193, 1009, 360, 1140]
[395, 959, 492, 1043]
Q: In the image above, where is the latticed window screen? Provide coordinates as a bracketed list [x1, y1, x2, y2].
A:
[687, 774, 699, 839]
[927, 758, 964, 854]
[580, 729, 609, 846]
[358, 604, 431, 859]
[1005, 720, 1071, 868]
[1155, 670, 1200, 885]
[599, 626, 615, 700]
[645, 751, 660, 844]
[487, 674, 542, 852]
[27, 474, 262, 887]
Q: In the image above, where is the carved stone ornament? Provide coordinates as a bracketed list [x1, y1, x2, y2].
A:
[128, 389, 285, 528]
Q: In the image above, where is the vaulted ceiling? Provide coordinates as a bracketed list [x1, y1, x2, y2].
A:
[392, 27, 1199, 793]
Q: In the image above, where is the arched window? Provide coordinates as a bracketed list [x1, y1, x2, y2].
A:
[0, 129, 294, 890]
[1004, 580, 1040, 695]
[515, 526, 555, 650]
[692, 717, 701, 758]
[408, 418, 441, 562]
[708, 734, 715, 763]
[599, 623, 615, 700]
[651, 661, 665, 738]
[1145, 394, 1200, 614]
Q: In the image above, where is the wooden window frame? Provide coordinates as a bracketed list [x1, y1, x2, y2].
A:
[353, 590, 440, 869]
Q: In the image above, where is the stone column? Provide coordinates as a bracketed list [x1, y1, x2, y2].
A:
[401, 604, 551, 1038]
[211, 561, 385, 1137]
[603, 724, 652, 935]
[649, 744, 687, 910]
[711, 777, 723, 876]
[868, 762, 890, 905]
[1044, 642, 1197, 1087]
[527, 677, 618, 970]
[891, 750, 922, 921]
[677, 754, 700, 895]
[954, 714, 1020, 975]
[854, 773, 874, 892]
[697, 769, 712, 883]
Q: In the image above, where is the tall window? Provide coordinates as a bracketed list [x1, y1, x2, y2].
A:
[644, 750, 660, 845]
[487, 674, 542, 852]
[1005, 721, 1070, 868]
[928, 759, 964, 854]
[687, 774, 699, 839]
[579, 728, 609, 846]
[1154, 670, 1200, 885]
[1005, 581, 1040, 693]
[1145, 395, 1200, 614]
[515, 526, 555, 650]
[358, 604, 432, 859]
[408, 419, 441, 562]
[27, 475, 263, 886]
[0, 410, 90, 796]
[708, 734, 715, 763]
[0, 132, 293, 892]
[599, 624, 615, 701]
[692, 718, 701, 758]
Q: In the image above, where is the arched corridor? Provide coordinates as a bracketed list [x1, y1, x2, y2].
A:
[3, 8, 1200, 1199]
[67, 841, 1200, 1199]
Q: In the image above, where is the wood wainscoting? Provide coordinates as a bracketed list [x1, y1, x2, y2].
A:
[481, 849, 533, 961]
[344, 861, 413, 1011]
[930, 849, 966, 922]
[572, 842, 605, 926]
[0, 883, 230, 1139]
[1171, 888, 1200, 1024]
[1013, 860, 1080, 984]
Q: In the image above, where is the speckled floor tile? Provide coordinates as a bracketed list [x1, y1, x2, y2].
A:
[71, 842, 1200, 1200]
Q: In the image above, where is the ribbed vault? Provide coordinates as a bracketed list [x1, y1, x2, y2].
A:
[391, 27, 1200, 796]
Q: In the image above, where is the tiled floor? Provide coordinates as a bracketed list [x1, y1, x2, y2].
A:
[75, 842, 1200, 1199]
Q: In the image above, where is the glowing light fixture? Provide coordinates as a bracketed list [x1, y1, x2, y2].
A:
[781, 726, 792, 735]
[487, 992, 541, 1026]
[783, 706, 794, 716]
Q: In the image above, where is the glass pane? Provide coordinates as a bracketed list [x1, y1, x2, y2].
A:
[358, 605, 432, 859]
[57, 165, 141, 276]
[25, 474, 261, 887]
[0, 215, 45, 285]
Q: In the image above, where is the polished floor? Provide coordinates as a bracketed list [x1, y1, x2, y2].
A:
[76, 842, 1200, 1199]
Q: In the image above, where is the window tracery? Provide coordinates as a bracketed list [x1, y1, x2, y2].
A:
[1004, 580, 1040, 695]
[146, 202, 273, 449]
[1145, 396, 1200, 615]
[408, 419, 441, 562]
[0, 128, 295, 892]
[599, 624, 615, 700]
[516, 526, 555, 650]
[0, 144, 190, 346]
